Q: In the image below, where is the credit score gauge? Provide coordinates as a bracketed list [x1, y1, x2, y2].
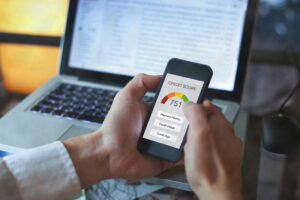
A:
[161, 92, 189, 104]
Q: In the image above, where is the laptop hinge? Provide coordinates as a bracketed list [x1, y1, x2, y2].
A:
[78, 76, 126, 88]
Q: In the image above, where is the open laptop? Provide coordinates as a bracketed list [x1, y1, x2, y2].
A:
[0, 0, 258, 151]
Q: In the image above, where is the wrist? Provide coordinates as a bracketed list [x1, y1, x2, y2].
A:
[63, 130, 110, 188]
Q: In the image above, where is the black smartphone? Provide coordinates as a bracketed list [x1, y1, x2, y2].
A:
[137, 58, 213, 162]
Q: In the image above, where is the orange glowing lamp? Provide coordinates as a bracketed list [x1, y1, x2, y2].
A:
[0, 0, 68, 94]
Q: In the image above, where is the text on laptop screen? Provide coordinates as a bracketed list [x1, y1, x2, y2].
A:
[69, 0, 248, 91]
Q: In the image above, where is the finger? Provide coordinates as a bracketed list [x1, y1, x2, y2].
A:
[203, 99, 214, 115]
[183, 102, 208, 126]
[183, 102, 212, 152]
[144, 102, 152, 109]
[124, 73, 161, 101]
[142, 102, 152, 117]
[175, 156, 185, 166]
[161, 160, 176, 171]
[203, 100, 224, 117]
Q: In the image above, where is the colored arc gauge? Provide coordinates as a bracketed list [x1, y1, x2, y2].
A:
[161, 92, 189, 104]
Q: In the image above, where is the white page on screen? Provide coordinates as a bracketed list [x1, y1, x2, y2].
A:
[69, 0, 248, 91]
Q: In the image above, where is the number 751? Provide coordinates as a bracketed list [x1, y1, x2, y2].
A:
[170, 99, 182, 108]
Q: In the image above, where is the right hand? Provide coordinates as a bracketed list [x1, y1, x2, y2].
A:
[183, 100, 243, 200]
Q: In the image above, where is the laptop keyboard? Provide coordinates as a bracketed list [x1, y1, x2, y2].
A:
[31, 83, 154, 124]
[30, 83, 227, 124]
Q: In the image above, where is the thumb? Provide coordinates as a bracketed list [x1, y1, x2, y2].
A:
[123, 73, 161, 101]
[183, 102, 208, 127]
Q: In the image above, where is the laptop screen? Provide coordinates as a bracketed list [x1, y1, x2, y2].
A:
[68, 0, 248, 92]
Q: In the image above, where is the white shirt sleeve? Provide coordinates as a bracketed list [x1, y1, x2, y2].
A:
[0, 141, 81, 200]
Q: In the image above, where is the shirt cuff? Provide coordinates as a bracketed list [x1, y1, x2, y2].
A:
[4, 141, 81, 200]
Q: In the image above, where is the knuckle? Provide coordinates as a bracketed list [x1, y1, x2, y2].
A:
[136, 73, 146, 80]
[134, 73, 147, 90]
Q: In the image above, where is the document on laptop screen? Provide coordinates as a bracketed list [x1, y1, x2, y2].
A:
[69, 0, 248, 91]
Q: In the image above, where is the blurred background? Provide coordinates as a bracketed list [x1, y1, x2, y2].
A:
[0, 0, 68, 114]
[0, 0, 299, 200]
[0, 0, 299, 116]
[243, 0, 300, 117]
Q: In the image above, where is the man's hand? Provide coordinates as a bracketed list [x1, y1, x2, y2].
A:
[63, 74, 174, 188]
[100, 74, 175, 179]
[183, 100, 243, 200]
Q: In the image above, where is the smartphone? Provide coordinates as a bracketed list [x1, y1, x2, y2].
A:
[137, 58, 213, 162]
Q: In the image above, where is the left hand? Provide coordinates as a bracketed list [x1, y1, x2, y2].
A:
[100, 74, 176, 179]
[63, 74, 176, 188]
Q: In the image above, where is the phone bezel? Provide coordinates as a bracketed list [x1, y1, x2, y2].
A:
[137, 58, 213, 162]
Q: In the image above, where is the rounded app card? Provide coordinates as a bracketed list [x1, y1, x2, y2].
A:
[143, 73, 204, 148]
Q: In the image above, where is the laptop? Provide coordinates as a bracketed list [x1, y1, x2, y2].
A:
[0, 0, 258, 151]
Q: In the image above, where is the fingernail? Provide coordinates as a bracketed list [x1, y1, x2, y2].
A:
[203, 99, 211, 106]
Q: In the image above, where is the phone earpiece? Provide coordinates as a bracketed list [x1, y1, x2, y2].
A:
[263, 114, 300, 154]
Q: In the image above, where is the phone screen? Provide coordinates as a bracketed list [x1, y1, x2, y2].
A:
[143, 73, 204, 148]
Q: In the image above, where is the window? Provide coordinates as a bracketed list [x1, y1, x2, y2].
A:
[0, 0, 68, 94]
